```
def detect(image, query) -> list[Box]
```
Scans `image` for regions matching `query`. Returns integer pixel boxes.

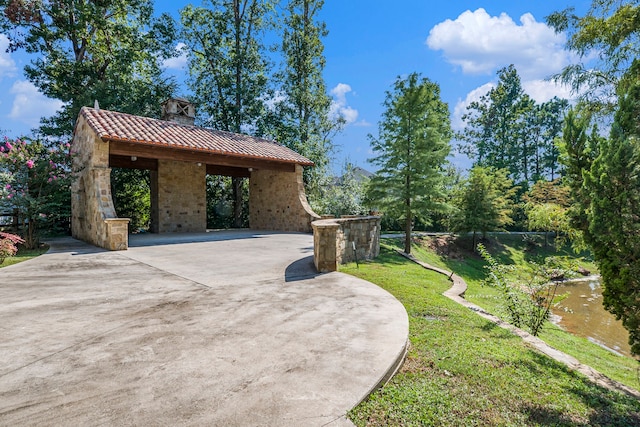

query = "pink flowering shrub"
[0,136,73,248]
[0,232,24,264]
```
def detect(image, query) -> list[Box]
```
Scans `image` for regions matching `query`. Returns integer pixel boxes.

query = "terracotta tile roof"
[79,107,314,166]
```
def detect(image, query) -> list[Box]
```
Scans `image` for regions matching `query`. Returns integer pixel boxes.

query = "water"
[550,277,632,357]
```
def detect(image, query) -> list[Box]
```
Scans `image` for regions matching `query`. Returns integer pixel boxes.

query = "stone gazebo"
[71,98,320,250]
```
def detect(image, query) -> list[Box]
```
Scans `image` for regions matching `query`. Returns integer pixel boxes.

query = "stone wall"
[151,160,206,233]
[249,164,320,232]
[312,216,381,273]
[71,115,129,250]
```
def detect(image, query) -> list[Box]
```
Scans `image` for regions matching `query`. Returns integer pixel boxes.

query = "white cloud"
[9,80,64,127]
[330,83,359,125]
[522,79,574,103]
[451,82,495,131]
[426,8,573,79]
[0,34,17,78]
[162,42,188,70]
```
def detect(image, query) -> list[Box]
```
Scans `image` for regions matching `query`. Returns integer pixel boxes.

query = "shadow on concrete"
[285,255,321,282]
[44,237,109,256]
[128,229,276,248]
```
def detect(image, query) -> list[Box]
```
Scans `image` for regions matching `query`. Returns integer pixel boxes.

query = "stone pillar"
[71,114,130,250]
[312,220,340,273]
[249,164,320,232]
[155,159,206,233]
[311,216,381,272]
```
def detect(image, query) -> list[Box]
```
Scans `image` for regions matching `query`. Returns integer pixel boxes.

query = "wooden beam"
[206,164,251,178]
[109,154,158,171]
[108,140,297,172]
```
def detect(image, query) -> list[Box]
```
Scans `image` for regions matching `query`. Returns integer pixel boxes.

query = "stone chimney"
[161,98,196,126]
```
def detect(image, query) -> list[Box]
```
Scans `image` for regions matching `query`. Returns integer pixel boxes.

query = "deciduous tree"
[452,167,517,249]
[0,0,176,136]
[0,137,71,248]
[547,0,640,114]
[269,0,340,201]
[180,0,273,227]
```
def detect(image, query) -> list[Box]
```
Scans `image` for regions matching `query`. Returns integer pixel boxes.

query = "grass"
[342,241,640,426]
[395,234,639,389]
[0,244,49,268]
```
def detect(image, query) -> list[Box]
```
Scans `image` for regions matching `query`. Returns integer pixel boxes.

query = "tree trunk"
[232,177,243,228]
[404,215,412,254]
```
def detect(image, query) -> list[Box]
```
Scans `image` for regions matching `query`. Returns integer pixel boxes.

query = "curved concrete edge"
[353,338,409,409]
[330,271,410,411]
[395,250,640,400]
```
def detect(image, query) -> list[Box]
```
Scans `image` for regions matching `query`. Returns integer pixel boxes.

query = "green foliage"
[523,179,571,207]
[478,243,566,337]
[0,0,176,136]
[205,175,249,229]
[0,137,71,248]
[525,203,575,248]
[459,65,568,186]
[547,1,640,113]
[269,0,340,200]
[312,162,369,217]
[367,73,451,253]
[451,166,517,247]
[110,169,150,232]
[180,0,271,133]
[559,61,640,355]
[180,0,273,227]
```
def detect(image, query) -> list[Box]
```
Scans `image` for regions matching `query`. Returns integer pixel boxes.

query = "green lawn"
[0,245,49,268]
[393,234,639,389]
[342,241,640,426]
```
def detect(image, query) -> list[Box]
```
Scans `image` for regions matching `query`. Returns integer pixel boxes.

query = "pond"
[552,277,631,356]
[551,277,632,357]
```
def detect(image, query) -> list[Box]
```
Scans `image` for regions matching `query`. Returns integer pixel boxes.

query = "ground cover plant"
[343,240,640,426]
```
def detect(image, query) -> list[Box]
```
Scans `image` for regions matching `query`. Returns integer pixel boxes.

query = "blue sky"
[0,0,592,173]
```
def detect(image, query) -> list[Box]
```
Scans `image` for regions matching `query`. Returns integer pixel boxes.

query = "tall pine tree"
[367,73,451,254]
[560,61,640,355]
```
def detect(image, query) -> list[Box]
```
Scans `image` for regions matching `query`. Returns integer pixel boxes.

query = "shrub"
[0,231,25,264]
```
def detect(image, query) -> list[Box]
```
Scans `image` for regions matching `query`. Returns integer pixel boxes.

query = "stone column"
[249,164,320,232]
[155,160,206,233]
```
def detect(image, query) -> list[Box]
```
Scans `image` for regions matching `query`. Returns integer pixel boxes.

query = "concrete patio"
[0,231,408,426]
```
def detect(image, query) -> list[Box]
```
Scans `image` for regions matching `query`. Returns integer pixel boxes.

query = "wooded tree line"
[0,0,339,229]
[459,65,568,187]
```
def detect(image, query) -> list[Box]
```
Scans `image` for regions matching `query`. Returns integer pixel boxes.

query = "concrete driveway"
[0,231,408,426]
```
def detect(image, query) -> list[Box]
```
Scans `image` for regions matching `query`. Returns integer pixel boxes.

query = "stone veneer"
[72,108,320,250]
[312,216,381,272]
[71,115,130,250]
[249,165,320,232]
[151,160,206,233]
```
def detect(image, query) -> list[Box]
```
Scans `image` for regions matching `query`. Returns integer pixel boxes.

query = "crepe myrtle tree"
[0,137,72,249]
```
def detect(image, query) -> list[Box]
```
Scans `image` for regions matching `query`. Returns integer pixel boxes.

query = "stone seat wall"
[312,216,381,273]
